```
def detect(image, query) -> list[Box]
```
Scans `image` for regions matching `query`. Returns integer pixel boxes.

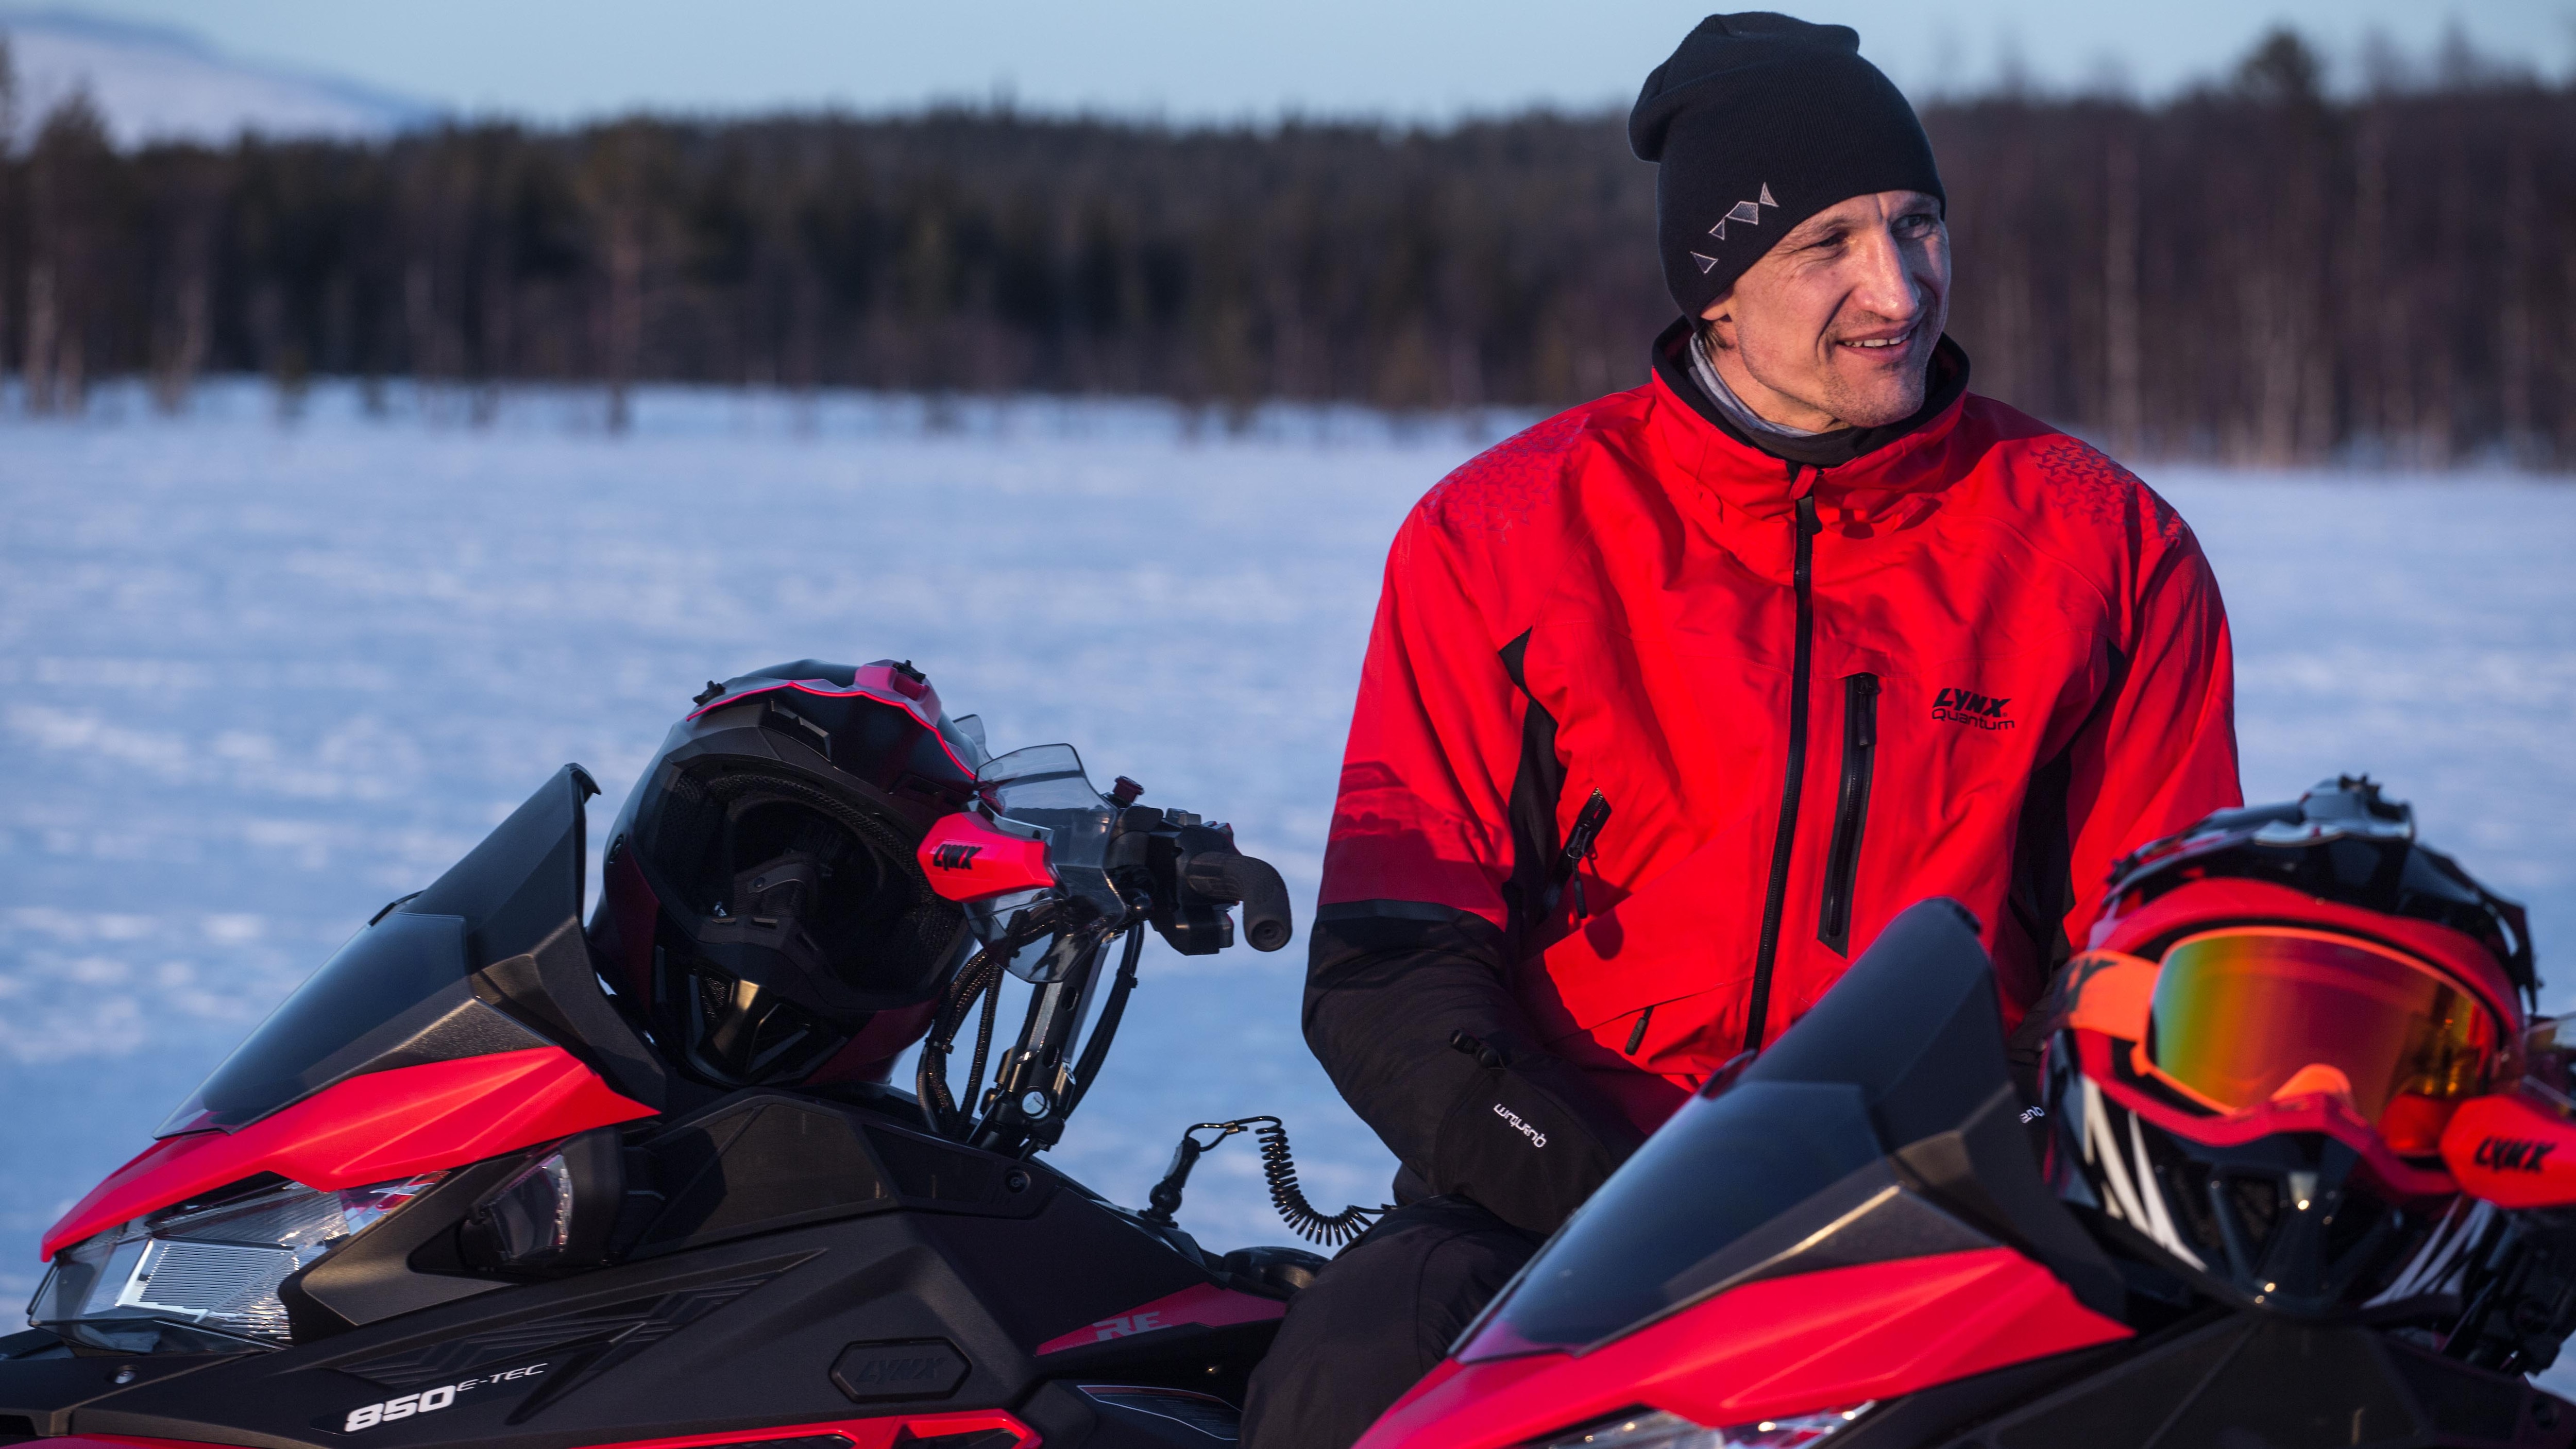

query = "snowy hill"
[0,9,437,147]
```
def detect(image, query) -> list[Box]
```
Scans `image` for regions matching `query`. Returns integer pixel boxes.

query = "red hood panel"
[43,1047,654,1259]
[1356,1248,2129,1449]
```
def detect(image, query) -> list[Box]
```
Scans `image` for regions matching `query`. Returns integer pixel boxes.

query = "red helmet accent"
[685,661,976,775]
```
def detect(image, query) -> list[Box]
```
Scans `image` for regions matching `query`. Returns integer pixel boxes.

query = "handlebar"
[1182,852,1293,952]
[923,775,1299,1157]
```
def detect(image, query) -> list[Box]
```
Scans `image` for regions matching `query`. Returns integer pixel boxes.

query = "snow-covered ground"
[5,380,2573,1370]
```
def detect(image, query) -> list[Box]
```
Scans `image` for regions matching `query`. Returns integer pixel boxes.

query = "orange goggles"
[2067,927,2507,1154]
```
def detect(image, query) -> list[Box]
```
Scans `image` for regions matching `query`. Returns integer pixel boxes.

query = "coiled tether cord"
[1142,1115,1389,1248]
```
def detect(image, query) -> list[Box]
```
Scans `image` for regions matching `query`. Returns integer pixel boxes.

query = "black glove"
[1431,1030,1646,1237]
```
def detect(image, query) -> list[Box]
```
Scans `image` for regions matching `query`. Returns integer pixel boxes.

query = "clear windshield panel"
[976,744,1123,932]
[155,912,474,1136]
[1458,1080,1890,1361]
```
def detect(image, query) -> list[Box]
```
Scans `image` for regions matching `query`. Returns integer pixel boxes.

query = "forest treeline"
[1,31,2569,465]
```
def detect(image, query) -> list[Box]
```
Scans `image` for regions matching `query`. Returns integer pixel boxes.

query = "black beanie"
[1631,13,1944,317]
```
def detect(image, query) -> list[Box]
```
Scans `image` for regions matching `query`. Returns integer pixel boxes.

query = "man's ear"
[1699,289,1736,350]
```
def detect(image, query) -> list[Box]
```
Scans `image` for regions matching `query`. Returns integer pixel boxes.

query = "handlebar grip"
[1183,853,1296,952]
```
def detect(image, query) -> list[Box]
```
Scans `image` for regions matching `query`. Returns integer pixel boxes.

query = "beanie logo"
[1708,183,1777,241]
[1690,183,1778,273]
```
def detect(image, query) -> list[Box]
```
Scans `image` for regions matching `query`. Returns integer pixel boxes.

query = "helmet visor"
[2145,927,2504,1151]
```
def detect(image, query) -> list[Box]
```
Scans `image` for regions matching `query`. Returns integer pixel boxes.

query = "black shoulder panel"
[1496,629,1566,957]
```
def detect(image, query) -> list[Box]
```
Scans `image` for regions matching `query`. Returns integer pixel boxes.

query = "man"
[1238,13,2240,1448]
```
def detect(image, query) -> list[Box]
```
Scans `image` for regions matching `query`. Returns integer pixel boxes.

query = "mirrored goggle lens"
[2147,927,2501,1141]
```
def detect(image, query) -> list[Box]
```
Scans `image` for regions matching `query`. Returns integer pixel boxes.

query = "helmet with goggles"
[2036,776,2538,1319]
[590,660,986,1091]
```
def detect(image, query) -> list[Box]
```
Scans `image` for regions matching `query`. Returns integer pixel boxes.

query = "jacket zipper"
[1742,485,1818,1054]
[1542,789,1614,923]
[1816,673,1879,955]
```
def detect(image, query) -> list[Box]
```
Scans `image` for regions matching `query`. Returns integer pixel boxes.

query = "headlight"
[1527,1404,1873,1449]
[29,1174,440,1352]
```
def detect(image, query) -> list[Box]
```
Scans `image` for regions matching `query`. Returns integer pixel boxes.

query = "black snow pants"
[1238,1196,1542,1449]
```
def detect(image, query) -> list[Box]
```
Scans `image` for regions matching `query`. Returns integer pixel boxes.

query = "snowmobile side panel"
[618,1093,1057,1265]
[1033,1283,1286,1355]
[1354,1247,2128,1449]
[45,1160,1255,1449]
[1920,1312,2574,1449]
[0,1356,234,1438]
[43,1050,654,1258]
[1019,1378,1260,1446]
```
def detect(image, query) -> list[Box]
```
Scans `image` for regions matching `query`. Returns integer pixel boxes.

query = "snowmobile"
[1359,781,2576,1449]
[12,660,2574,1449]
[0,661,1370,1448]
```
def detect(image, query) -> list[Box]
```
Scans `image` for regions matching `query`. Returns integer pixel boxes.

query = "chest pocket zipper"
[1817,672,1879,955]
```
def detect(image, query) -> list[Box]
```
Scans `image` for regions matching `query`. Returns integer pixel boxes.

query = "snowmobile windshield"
[156,910,486,1135]
[1461,900,2092,1362]
[1456,1077,1890,1361]
[157,765,602,1135]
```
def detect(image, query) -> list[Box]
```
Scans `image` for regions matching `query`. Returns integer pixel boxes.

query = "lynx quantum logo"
[1932,687,2014,731]
[929,842,985,870]
[1493,1102,1548,1150]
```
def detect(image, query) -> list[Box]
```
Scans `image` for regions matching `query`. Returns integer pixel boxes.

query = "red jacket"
[1305,332,2239,1234]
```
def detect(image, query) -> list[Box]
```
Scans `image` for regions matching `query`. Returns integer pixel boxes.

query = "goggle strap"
[2064,949,2157,1041]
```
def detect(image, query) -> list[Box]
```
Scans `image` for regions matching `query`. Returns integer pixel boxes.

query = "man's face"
[1699,189,1951,432]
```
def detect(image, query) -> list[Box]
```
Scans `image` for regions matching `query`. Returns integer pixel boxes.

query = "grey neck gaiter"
[1689,329,1825,440]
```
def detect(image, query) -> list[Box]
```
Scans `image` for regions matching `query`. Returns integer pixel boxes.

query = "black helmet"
[592,660,985,1089]
[2038,777,2535,1321]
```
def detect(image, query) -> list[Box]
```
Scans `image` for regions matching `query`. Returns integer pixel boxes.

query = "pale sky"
[8,0,2571,123]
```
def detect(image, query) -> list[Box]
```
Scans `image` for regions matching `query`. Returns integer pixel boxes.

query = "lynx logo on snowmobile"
[340,1362,548,1432]
[1932,687,2014,731]
[2476,1135,2559,1173]
[930,842,984,870]
[1493,1103,1548,1149]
